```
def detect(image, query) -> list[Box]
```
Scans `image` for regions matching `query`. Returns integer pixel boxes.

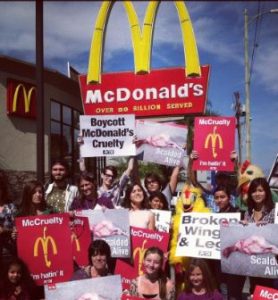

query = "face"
[8,264,22,284]
[130,185,144,207]
[80,179,95,197]
[150,197,164,210]
[251,185,266,206]
[52,163,66,182]
[143,253,162,276]
[214,190,229,211]
[101,169,115,188]
[145,178,160,193]
[91,254,107,272]
[32,186,43,205]
[189,266,203,289]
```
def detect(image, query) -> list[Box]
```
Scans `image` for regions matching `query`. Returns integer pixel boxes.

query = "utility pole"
[233,92,245,165]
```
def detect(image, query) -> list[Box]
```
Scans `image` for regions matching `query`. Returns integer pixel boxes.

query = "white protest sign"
[151,209,172,233]
[80,114,136,157]
[176,212,240,259]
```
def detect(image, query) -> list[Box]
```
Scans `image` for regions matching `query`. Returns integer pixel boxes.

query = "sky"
[0,1,277,174]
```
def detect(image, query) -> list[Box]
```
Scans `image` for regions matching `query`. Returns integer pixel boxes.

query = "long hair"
[77,172,97,201]
[88,239,111,274]
[184,258,216,294]
[122,183,149,209]
[0,171,11,204]
[50,158,69,182]
[247,177,274,215]
[143,247,167,299]
[19,180,46,216]
[0,257,36,298]
[149,191,168,210]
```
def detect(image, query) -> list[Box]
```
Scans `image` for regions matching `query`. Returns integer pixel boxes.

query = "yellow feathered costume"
[169,183,210,292]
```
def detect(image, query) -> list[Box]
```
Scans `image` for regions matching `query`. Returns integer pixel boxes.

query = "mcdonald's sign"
[6,78,37,119]
[79,1,210,117]
[193,117,236,171]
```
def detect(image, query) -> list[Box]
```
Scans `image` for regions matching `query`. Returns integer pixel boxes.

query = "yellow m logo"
[133,239,148,276]
[71,232,81,252]
[34,227,58,268]
[204,126,223,158]
[12,84,35,113]
[88,1,201,84]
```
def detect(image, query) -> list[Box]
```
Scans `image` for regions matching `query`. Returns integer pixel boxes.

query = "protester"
[127,246,175,300]
[18,180,56,217]
[177,258,223,300]
[70,172,114,211]
[72,239,112,280]
[45,159,78,212]
[122,183,155,230]
[98,157,134,207]
[144,166,180,209]
[149,191,169,210]
[0,172,17,264]
[243,177,275,295]
[214,185,238,213]
[0,257,37,300]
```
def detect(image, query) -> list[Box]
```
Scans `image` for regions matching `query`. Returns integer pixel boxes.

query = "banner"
[221,223,278,278]
[135,120,187,166]
[79,114,136,157]
[16,214,73,285]
[122,296,145,300]
[253,286,278,300]
[6,78,36,118]
[176,212,240,259]
[70,216,91,267]
[76,209,130,258]
[151,209,172,233]
[114,227,169,291]
[192,117,236,171]
[80,1,210,118]
[45,275,122,300]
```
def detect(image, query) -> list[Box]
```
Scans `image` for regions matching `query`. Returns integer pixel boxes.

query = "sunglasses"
[104,173,114,179]
[146,179,158,184]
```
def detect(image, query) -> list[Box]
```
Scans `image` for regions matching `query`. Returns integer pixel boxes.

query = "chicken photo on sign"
[220,223,278,278]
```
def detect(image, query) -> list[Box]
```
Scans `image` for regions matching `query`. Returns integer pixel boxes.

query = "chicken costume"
[169,182,210,292]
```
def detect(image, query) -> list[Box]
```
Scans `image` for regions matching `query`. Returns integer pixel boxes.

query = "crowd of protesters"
[0,150,278,300]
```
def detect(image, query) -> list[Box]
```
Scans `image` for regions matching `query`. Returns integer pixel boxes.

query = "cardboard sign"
[176,212,240,259]
[45,275,122,300]
[192,117,236,171]
[151,209,172,233]
[114,227,169,291]
[79,66,210,118]
[253,285,278,300]
[221,223,278,278]
[16,214,73,285]
[76,209,130,258]
[135,120,187,166]
[79,114,136,157]
[70,216,91,267]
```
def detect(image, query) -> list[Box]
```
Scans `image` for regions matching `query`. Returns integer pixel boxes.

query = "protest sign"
[122,296,145,300]
[79,114,136,157]
[176,212,240,259]
[151,209,172,233]
[114,227,169,291]
[16,213,73,285]
[135,120,187,167]
[221,223,278,278]
[275,203,278,224]
[253,285,278,300]
[192,116,236,171]
[76,209,130,258]
[45,275,122,300]
[70,216,91,267]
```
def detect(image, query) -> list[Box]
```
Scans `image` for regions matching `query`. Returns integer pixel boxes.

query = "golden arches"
[87,1,201,84]
[12,84,35,113]
[204,126,223,158]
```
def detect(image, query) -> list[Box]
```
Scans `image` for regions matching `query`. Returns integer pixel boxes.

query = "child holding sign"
[177,258,223,300]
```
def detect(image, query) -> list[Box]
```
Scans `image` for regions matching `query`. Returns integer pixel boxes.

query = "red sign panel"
[16,214,73,285]
[79,66,210,117]
[6,78,37,119]
[253,285,278,300]
[114,227,169,291]
[193,116,236,171]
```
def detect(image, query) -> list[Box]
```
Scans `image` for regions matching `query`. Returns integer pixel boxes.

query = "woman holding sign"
[122,183,155,230]
[128,247,175,300]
